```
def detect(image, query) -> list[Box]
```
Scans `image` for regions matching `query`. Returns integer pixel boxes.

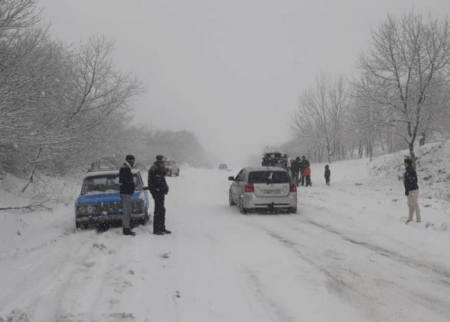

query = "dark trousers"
[325,176,330,186]
[305,175,312,186]
[120,194,132,229]
[152,193,166,232]
[300,172,306,186]
[292,171,299,186]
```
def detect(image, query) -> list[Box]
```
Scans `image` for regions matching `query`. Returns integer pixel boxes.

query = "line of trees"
[290,11,450,165]
[118,127,211,170]
[0,0,209,186]
[0,0,141,179]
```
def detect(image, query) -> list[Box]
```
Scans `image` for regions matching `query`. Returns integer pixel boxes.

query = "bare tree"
[0,0,48,176]
[0,0,40,38]
[355,12,450,166]
[291,74,350,163]
[0,6,142,179]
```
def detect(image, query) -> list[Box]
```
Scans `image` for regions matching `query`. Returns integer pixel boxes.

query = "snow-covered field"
[1,145,450,322]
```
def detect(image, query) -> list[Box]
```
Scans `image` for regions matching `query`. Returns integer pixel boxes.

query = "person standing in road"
[119,155,136,236]
[324,165,331,186]
[299,156,310,186]
[404,157,421,224]
[291,157,301,186]
[304,166,312,187]
[148,155,171,235]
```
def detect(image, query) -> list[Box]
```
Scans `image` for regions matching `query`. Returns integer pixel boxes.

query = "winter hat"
[325,165,329,168]
[126,154,135,162]
[156,155,165,161]
[404,157,413,165]
[296,157,300,161]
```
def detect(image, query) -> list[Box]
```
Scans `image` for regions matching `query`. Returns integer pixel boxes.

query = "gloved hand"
[405,190,409,196]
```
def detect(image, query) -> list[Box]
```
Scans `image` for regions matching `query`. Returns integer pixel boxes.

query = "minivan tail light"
[245,182,254,193]
[290,184,297,193]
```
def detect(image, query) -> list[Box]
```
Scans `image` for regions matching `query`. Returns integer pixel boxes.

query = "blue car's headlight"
[86,205,96,213]
[76,204,100,214]
[76,205,87,214]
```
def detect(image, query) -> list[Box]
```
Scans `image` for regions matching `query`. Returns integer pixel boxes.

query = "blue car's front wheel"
[76,222,88,230]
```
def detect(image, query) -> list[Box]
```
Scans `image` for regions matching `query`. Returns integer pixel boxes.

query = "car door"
[136,172,150,212]
[231,169,245,204]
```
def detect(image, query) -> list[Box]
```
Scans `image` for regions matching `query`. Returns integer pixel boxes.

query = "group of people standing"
[290,156,331,187]
[119,154,171,236]
[290,156,312,187]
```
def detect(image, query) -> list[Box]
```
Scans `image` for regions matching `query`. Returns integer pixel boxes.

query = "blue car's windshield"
[81,174,143,195]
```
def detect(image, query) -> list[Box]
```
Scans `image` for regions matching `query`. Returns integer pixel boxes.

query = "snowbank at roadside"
[369,141,450,201]
[305,141,450,239]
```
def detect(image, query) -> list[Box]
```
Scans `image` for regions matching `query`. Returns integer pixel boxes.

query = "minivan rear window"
[248,171,290,184]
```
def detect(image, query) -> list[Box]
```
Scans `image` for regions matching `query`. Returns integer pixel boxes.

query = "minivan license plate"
[264,189,280,194]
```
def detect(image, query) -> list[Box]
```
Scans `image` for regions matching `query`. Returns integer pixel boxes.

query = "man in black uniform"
[119,155,136,236]
[299,156,310,186]
[148,155,170,235]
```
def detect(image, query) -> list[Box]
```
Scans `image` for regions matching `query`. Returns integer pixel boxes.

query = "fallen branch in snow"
[0,191,53,212]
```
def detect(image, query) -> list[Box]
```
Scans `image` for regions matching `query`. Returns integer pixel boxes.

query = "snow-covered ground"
[1,145,450,322]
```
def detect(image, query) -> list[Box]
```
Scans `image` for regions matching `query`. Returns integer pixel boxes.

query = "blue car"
[75,169,151,229]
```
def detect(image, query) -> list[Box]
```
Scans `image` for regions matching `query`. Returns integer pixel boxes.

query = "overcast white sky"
[38,0,450,165]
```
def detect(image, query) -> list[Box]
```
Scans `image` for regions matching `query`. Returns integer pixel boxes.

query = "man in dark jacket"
[299,156,310,186]
[148,155,170,235]
[290,157,301,186]
[324,165,331,186]
[404,157,421,224]
[119,155,136,236]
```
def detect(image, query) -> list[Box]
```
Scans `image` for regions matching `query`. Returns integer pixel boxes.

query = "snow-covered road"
[1,164,450,322]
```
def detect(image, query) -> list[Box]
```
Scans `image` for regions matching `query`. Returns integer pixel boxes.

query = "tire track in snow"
[49,230,138,322]
[242,268,295,322]
[0,227,75,262]
[305,219,450,284]
[0,230,97,321]
[255,217,450,322]
[262,229,403,322]
[0,228,137,322]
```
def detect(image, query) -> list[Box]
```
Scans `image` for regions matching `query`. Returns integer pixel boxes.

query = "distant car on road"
[75,169,151,229]
[218,163,228,170]
[165,160,180,176]
[228,166,297,214]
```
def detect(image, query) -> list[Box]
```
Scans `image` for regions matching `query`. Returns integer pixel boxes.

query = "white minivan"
[228,167,297,214]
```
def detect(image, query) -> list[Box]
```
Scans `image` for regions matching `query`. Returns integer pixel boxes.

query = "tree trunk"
[358,140,363,159]
[409,143,417,169]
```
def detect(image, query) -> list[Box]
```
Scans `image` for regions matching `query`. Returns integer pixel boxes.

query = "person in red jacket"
[303,166,312,187]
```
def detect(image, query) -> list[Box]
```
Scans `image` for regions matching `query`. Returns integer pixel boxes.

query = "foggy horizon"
[38,0,450,166]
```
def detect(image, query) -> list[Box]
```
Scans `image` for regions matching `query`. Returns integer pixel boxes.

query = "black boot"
[153,231,164,235]
[163,229,172,234]
[123,228,136,236]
